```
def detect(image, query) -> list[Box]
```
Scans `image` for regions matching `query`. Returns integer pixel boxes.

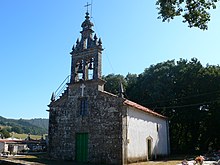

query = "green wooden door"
[75,133,88,162]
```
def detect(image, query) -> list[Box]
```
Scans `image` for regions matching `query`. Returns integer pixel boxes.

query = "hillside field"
[12,133,42,140]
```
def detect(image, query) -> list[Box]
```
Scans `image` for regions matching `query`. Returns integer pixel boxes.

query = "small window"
[156,124,159,132]
[80,99,88,116]
[88,58,94,80]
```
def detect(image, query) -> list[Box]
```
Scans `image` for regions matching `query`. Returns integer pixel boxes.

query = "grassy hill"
[13,133,42,140]
[24,118,48,130]
[0,116,48,136]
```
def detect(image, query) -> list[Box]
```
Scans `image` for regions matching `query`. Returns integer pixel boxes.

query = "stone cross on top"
[80,83,86,97]
[84,2,91,13]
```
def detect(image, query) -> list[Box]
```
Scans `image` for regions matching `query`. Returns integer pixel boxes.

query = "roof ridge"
[124,99,167,119]
[99,90,118,97]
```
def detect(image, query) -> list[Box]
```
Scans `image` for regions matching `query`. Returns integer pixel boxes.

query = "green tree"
[125,73,137,94]
[11,126,23,134]
[103,74,127,95]
[156,0,219,30]
[0,128,10,138]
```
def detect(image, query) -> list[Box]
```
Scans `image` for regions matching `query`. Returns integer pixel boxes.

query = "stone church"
[47,11,170,165]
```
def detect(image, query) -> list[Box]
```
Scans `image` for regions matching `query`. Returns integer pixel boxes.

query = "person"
[194,155,204,165]
[182,159,189,165]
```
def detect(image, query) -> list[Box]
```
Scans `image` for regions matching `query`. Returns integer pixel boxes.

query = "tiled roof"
[0,139,45,144]
[124,99,167,119]
[0,139,23,143]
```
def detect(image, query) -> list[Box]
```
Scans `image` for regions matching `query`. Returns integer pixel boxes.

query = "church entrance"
[75,133,88,162]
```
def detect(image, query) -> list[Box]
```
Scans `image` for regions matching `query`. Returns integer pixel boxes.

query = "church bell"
[88,59,93,70]
[77,62,83,73]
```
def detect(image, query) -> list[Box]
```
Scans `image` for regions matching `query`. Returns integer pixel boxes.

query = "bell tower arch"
[70,12,103,83]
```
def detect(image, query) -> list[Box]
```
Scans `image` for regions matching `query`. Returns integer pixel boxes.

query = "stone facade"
[48,11,169,165]
[48,80,126,164]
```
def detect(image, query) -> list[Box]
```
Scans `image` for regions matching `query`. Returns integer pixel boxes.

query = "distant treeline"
[0,116,48,138]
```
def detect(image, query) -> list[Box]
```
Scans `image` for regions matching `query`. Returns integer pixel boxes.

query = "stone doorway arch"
[146,136,153,160]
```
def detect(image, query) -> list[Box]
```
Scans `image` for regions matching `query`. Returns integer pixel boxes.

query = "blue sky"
[0,1,219,119]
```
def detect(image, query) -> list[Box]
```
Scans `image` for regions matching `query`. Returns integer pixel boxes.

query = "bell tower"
[70,12,103,83]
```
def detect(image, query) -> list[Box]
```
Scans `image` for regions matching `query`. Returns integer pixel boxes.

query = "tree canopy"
[0,128,10,138]
[104,58,220,154]
[156,0,219,30]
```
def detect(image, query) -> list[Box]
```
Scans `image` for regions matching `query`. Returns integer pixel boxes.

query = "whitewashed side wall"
[0,142,4,152]
[127,107,169,161]
[0,142,8,153]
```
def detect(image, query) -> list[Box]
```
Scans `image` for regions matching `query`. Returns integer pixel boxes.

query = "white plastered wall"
[127,107,169,160]
[0,142,8,153]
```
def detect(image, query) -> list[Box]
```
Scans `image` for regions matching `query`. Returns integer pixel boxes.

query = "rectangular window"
[80,99,88,116]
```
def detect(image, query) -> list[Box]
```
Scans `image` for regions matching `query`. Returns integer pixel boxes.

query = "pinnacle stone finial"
[94,34,97,41]
[98,38,102,45]
[72,45,75,51]
[51,92,55,102]
[118,82,125,98]
[76,38,79,44]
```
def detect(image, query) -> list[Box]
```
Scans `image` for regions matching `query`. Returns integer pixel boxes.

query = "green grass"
[2,154,183,165]
[1,153,189,165]
[12,133,42,140]
[4,154,87,165]
[0,125,10,130]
